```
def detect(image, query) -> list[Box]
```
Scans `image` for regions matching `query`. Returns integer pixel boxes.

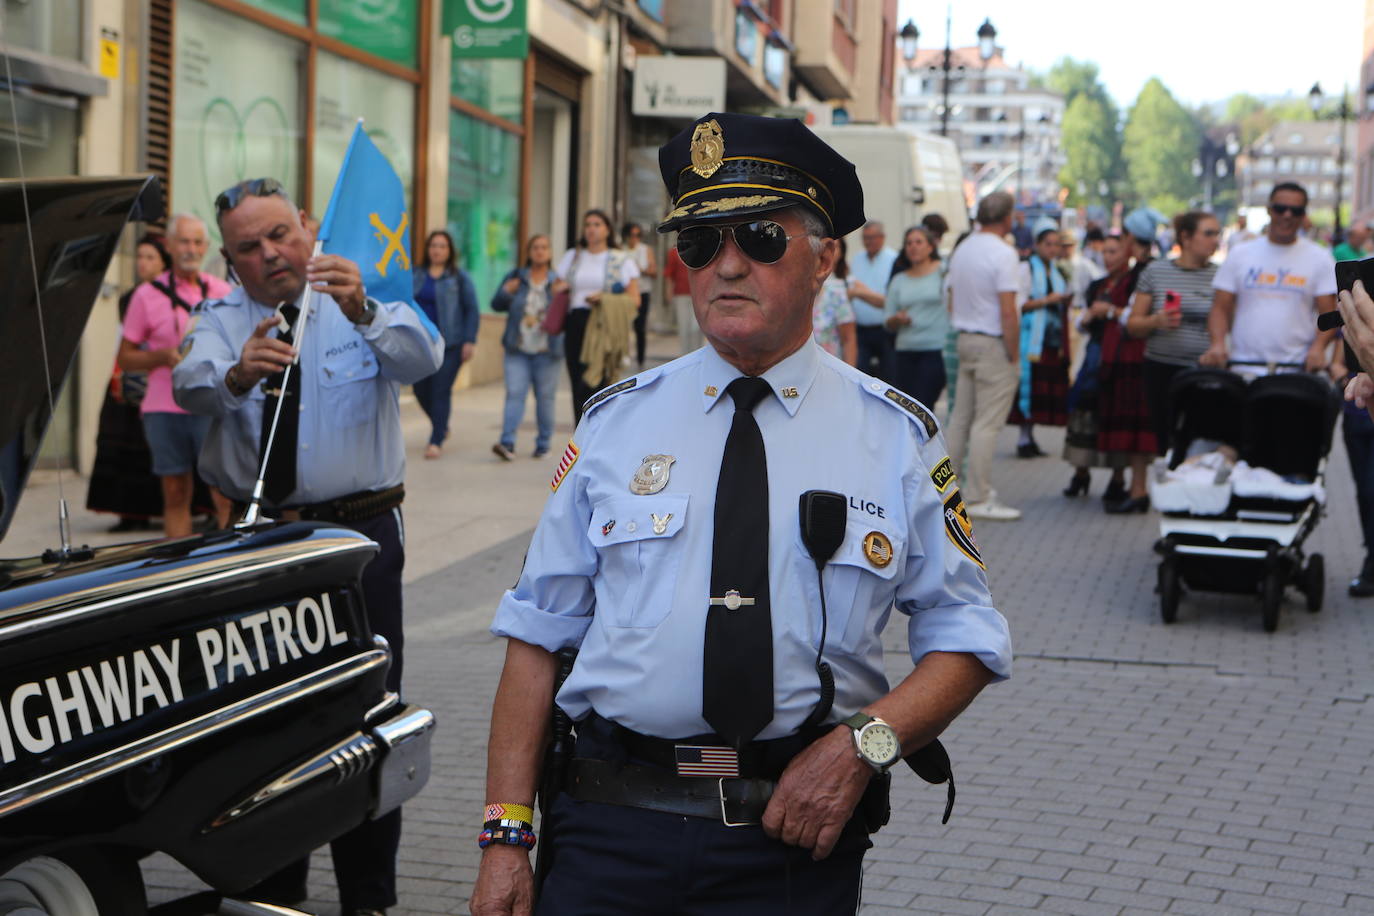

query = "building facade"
[1353,0,1374,227]
[1237,120,1358,223]
[896,44,1064,208]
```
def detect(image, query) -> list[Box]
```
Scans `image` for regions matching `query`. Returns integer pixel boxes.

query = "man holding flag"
[173,130,443,915]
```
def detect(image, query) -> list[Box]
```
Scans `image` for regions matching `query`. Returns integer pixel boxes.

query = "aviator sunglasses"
[1269,203,1306,218]
[676,219,808,270]
[214,177,286,213]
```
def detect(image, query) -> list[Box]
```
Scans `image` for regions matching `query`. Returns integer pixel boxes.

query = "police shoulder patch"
[930,456,956,493]
[864,384,939,439]
[942,489,985,570]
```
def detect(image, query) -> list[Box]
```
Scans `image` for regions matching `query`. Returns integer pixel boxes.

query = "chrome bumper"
[372,703,434,817]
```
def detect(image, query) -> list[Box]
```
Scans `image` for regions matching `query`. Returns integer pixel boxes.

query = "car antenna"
[2,16,88,562]
[234,240,322,529]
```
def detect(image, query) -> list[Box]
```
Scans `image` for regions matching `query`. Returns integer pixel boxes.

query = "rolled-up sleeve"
[173,307,247,417]
[358,297,444,384]
[491,424,602,651]
[895,430,1012,680]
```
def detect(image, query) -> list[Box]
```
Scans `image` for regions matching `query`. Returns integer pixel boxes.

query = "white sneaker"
[966,499,1021,521]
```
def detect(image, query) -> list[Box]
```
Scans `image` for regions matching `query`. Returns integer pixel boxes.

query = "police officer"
[469,114,1012,916]
[173,178,443,916]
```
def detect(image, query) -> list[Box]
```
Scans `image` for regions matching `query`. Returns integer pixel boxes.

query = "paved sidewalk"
[13,335,1372,914]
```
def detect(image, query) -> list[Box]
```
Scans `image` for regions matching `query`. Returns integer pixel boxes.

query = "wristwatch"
[842,712,901,773]
[355,296,377,325]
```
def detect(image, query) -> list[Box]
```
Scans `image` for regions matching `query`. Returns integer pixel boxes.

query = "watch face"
[859,723,900,765]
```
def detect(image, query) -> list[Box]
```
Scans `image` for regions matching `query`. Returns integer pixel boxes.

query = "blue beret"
[656,112,865,237]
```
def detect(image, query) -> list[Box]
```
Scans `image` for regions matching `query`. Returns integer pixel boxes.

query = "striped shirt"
[1135,259,1218,367]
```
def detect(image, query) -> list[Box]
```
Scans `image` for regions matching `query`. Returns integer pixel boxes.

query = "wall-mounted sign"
[632,56,726,120]
[443,0,527,59]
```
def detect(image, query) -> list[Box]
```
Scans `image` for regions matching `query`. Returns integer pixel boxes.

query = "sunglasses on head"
[1269,203,1306,218]
[676,220,808,270]
[214,177,286,213]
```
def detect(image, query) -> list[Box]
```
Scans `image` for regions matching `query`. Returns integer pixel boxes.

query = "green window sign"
[319,0,418,67]
[443,0,527,59]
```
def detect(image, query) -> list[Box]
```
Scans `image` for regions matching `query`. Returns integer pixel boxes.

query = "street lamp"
[1195,132,1240,211]
[904,9,997,139]
[1310,82,1351,241]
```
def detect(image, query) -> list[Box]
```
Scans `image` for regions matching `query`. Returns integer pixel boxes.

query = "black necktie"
[703,376,774,747]
[260,304,300,506]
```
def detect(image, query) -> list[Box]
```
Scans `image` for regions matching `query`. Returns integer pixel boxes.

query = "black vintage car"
[0,177,433,914]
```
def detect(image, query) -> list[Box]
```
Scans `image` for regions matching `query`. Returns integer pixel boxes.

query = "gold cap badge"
[690,119,725,179]
[862,531,893,568]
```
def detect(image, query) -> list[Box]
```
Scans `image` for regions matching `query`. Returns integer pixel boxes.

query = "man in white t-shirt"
[945,190,1023,521]
[1203,182,1337,372]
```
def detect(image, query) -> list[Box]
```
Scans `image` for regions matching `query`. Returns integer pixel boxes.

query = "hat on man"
[656,111,865,238]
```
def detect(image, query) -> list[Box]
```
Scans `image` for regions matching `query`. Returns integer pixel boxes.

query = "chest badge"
[862,531,893,569]
[630,454,676,495]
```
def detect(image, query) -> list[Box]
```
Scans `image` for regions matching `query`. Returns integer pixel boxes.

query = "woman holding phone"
[1126,210,1221,456]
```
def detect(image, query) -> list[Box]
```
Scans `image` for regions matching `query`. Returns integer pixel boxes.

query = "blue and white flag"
[317,121,438,339]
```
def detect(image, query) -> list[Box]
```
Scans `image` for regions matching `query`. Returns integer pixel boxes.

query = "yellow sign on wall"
[99,27,120,80]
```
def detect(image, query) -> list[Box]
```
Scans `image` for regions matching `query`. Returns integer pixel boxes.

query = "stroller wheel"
[1158,557,1181,624]
[1261,565,1284,633]
[1303,554,1324,613]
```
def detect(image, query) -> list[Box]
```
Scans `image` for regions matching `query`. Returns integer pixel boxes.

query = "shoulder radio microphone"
[798,490,846,729]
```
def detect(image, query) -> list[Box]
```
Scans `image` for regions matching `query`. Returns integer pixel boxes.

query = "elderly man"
[173,178,443,916]
[469,113,1011,916]
[847,219,899,381]
[1333,222,1372,262]
[118,213,233,536]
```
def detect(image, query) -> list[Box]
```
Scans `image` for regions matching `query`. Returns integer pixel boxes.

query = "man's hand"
[1199,343,1229,368]
[236,315,297,387]
[307,253,366,321]
[462,341,476,363]
[470,846,535,916]
[1304,341,1330,374]
[1338,281,1374,371]
[762,726,870,860]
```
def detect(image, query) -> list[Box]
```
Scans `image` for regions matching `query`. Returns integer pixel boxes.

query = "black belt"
[957,329,1002,338]
[233,484,404,525]
[568,758,776,826]
[605,717,826,781]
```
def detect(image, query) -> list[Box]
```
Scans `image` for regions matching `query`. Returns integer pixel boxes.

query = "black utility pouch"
[904,738,956,824]
[859,771,891,833]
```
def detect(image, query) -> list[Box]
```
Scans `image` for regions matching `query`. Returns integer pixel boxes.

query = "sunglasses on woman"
[676,220,808,270]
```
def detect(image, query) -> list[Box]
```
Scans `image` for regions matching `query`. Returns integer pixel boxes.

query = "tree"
[1045,57,1120,123]
[1123,78,1200,216]
[1058,95,1120,207]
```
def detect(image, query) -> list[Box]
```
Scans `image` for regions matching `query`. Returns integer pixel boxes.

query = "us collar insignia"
[690,119,725,178]
[630,454,676,495]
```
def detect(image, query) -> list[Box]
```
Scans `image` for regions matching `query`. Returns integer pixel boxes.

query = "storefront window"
[239,0,307,25]
[2,0,82,61]
[0,90,80,178]
[318,0,418,67]
[313,51,416,219]
[173,0,306,244]
[452,58,523,124]
[448,111,519,310]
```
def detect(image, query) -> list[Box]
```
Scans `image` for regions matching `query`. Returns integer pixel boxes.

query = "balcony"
[665,0,790,107]
[790,0,855,100]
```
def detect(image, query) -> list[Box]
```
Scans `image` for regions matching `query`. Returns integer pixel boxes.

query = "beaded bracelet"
[484,802,535,823]
[478,820,536,850]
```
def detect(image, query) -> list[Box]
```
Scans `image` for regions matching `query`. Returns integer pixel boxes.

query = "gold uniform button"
[862,531,893,568]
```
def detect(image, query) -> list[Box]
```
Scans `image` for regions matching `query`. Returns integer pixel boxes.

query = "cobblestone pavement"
[110,335,1374,914]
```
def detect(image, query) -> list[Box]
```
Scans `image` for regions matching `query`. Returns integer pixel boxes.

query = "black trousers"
[248,508,405,912]
[535,721,870,916]
[633,292,650,366]
[565,308,611,426]
[855,324,894,383]
[1142,358,1189,457]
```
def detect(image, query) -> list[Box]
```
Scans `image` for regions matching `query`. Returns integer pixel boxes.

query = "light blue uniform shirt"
[849,247,898,327]
[172,285,444,504]
[492,338,1011,740]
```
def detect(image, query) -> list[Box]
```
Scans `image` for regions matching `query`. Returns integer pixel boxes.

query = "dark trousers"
[248,509,405,912]
[855,324,894,383]
[894,349,947,409]
[412,345,464,447]
[565,308,609,425]
[634,292,650,366]
[1142,358,1189,457]
[1343,404,1374,555]
[535,720,869,916]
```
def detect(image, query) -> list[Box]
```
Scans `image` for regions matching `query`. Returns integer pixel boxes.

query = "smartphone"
[1164,290,1182,314]
[1330,258,1374,372]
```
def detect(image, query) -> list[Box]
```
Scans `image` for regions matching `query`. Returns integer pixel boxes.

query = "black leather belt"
[234,484,404,525]
[567,758,776,827]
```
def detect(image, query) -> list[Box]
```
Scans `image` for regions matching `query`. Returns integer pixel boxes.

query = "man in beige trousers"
[944,191,1022,521]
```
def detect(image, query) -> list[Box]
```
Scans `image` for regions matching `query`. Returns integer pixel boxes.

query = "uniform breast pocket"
[587,494,689,628]
[798,518,905,656]
[319,341,379,427]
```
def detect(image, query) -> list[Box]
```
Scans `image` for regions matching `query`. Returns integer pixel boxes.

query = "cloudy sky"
[895,0,1366,110]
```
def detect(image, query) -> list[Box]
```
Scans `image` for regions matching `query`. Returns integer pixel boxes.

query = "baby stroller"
[1149,366,1341,632]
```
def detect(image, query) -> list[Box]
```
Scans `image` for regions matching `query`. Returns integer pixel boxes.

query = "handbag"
[542,287,570,336]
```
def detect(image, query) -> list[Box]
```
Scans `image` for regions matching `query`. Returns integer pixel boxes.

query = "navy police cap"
[656,111,865,238]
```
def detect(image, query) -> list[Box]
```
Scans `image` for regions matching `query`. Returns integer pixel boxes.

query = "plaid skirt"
[1096,322,1157,455]
[1007,344,1068,427]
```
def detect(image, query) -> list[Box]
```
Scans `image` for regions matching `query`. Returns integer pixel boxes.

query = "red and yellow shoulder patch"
[551,440,580,492]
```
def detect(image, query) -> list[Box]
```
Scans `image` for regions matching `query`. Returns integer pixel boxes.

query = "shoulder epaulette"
[864,383,939,439]
[582,377,638,414]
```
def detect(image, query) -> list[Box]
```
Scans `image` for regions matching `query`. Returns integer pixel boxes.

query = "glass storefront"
[448,111,520,309]
[2,0,83,60]
[319,0,418,67]
[312,51,416,217]
[172,0,306,244]
[240,0,307,25]
[452,58,524,124]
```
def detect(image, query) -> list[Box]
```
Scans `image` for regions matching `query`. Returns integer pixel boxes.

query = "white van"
[810,124,970,254]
